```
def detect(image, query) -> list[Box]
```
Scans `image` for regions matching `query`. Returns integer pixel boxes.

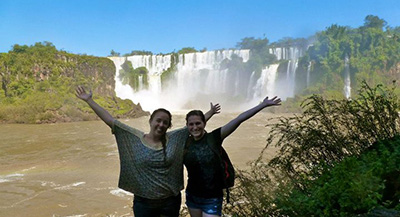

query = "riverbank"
[0,92,149,124]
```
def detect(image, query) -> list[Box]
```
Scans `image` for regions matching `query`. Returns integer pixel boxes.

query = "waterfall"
[269,47,304,99]
[344,55,351,99]
[109,47,306,112]
[306,61,311,87]
[109,57,136,101]
[249,64,279,101]
[109,50,251,111]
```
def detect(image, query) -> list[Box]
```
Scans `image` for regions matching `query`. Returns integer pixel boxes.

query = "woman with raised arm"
[183,96,281,217]
[75,86,220,217]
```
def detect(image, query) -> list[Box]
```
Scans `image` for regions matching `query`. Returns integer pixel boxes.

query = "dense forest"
[234,15,400,104]
[0,42,148,124]
[296,15,400,97]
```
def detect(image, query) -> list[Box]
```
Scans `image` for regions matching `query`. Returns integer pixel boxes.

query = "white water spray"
[344,55,351,99]
[306,61,311,87]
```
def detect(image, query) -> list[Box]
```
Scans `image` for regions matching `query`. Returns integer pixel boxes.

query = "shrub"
[224,81,400,216]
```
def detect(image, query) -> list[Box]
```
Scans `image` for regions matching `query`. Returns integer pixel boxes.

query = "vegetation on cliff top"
[236,16,400,104]
[0,42,147,124]
[296,15,400,98]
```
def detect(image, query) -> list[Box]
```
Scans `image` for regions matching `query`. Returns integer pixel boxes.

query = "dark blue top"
[184,128,224,198]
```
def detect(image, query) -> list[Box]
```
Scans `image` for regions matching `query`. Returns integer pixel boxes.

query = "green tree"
[177,47,197,54]
[236,37,269,51]
[0,53,11,97]
[236,36,277,73]
[123,50,153,56]
[364,15,387,30]
[109,49,120,57]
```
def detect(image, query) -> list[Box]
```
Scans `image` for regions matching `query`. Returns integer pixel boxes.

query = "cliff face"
[0,42,148,124]
[62,55,116,96]
[388,63,400,81]
[32,54,116,95]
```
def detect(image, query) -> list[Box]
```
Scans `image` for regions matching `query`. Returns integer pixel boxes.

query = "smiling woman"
[145,108,172,151]
[183,96,281,217]
[186,110,206,140]
[75,86,185,217]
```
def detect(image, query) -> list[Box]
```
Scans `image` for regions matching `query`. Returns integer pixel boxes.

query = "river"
[0,112,282,217]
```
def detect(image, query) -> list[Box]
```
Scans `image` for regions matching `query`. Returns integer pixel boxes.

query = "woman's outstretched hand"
[262,96,281,107]
[220,95,282,139]
[210,102,221,115]
[74,86,114,127]
[75,86,92,102]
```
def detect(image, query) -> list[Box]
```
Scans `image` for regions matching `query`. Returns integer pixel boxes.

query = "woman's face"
[149,111,171,137]
[186,115,206,140]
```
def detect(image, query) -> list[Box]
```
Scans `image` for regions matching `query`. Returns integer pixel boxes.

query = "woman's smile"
[187,115,206,140]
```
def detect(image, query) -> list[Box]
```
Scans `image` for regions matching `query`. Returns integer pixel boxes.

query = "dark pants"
[133,193,181,217]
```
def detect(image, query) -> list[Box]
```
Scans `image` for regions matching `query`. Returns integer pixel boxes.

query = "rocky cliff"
[0,42,149,124]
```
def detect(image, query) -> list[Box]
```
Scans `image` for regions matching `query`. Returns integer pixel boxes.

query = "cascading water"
[344,55,351,99]
[109,47,304,112]
[248,64,279,100]
[109,57,136,101]
[110,50,253,111]
[306,61,311,87]
[268,47,304,99]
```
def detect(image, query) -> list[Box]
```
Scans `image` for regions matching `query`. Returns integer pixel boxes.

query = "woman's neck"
[143,133,163,149]
[145,132,162,142]
[193,131,206,141]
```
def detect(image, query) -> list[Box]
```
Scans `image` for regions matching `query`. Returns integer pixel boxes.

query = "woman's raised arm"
[75,86,115,128]
[220,96,281,140]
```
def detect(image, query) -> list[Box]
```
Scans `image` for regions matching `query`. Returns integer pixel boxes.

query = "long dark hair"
[150,108,172,162]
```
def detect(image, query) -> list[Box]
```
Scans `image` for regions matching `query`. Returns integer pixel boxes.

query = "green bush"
[273,136,400,217]
[225,81,400,216]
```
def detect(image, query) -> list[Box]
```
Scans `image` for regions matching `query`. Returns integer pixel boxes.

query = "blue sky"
[1,0,399,57]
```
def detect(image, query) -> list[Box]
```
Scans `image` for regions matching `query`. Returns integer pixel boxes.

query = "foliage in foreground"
[224,81,400,216]
[273,135,400,216]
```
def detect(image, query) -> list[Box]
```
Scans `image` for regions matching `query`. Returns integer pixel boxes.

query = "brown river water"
[0,112,282,217]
